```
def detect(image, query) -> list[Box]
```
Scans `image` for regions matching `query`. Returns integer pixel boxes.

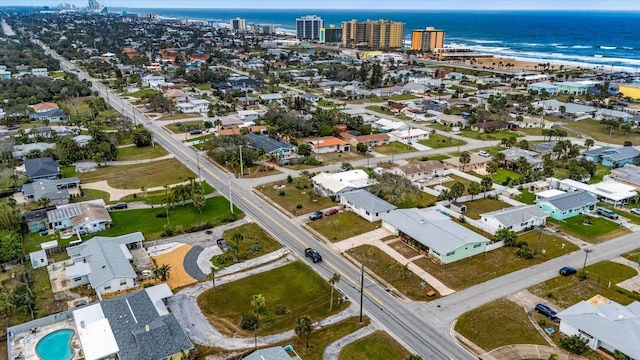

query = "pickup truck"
[304,248,322,263]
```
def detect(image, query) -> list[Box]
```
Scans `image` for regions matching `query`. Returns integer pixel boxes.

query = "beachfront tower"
[296,15,324,41]
[230,17,247,32]
[411,27,445,52]
[341,19,405,50]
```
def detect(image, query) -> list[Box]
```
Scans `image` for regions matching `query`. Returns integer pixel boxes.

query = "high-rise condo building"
[262,25,277,35]
[411,27,445,52]
[296,15,324,41]
[230,17,247,32]
[319,25,343,44]
[341,19,405,50]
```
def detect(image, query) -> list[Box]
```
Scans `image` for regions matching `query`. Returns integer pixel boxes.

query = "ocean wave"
[555,46,569,49]
[600,46,617,50]
[623,46,634,50]
[522,43,543,47]
[466,39,503,44]
[571,45,592,49]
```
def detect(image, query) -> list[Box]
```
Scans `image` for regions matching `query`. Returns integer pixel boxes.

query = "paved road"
[38,41,640,359]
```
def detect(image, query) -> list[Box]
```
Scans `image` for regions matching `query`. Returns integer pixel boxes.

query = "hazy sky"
[7,0,640,10]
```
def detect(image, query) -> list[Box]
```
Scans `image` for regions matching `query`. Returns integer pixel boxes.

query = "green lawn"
[308,212,382,242]
[119,183,215,205]
[75,188,111,204]
[389,94,420,101]
[339,331,410,360]
[418,133,466,149]
[414,231,577,290]
[165,120,205,134]
[491,169,522,185]
[258,179,336,214]
[560,118,639,145]
[458,130,522,141]
[60,166,76,178]
[77,159,196,189]
[463,198,512,220]
[127,87,159,98]
[365,105,394,115]
[347,245,439,301]
[197,262,349,335]
[515,190,537,205]
[23,230,73,254]
[373,141,416,155]
[455,299,547,352]
[116,145,168,161]
[548,216,630,243]
[589,163,611,184]
[529,261,639,308]
[93,196,238,241]
[396,192,437,209]
[158,113,202,121]
[317,99,341,107]
[211,223,282,269]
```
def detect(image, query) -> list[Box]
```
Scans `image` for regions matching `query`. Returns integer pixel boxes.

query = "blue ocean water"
[112,8,640,71]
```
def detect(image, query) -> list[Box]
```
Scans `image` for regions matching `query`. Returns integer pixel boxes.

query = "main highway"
[39,40,640,359]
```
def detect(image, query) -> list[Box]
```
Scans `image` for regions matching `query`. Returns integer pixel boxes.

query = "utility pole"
[534,226,543,255]
[239,145,244,178]
[582,249,593,276]
[359,264,364,323]
[228,172,234,213]
[196,153,201,182]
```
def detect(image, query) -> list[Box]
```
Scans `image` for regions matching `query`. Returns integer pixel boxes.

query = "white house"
[307,137,350,154]
[557,295,640,359]
[65,232,144,299]
[479,205,548,234]
[340,189,397,222]
[176,98,210,113]
[259,93,284,104]
[31,68,48,77]
[142,74,166,87]
[46,199,112,235]
[312,170,376,199]
[389,128,429,142]
[372,119,408,132]
[237,110,260,122]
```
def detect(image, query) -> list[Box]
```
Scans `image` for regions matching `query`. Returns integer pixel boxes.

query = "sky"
[6,0,640,10]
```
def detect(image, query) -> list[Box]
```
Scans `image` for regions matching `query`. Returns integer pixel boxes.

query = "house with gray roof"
[244,346,300,360]
[21,177,80,205]
[47,199,112,234]
[535,191,597,220]
[24,157,60,180]
[340,190,397,222]
[66,232,144,299]
[611,163,640,189]
[557,296,640,359]
[259,93,284,104]
[381,208,491,264]
[582,146,640,167]
[12,142,56,160]
[245,133,297,162]
[500,148,543,169]
[28,108,69,122]
[480,205,547,234]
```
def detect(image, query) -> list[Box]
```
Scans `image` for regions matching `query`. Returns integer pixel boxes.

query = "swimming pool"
[35,329,74,360]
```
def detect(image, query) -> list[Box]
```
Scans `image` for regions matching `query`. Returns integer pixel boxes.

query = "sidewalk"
[81,179,195,201]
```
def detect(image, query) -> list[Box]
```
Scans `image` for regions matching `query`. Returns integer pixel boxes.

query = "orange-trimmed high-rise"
[411,27,445,52]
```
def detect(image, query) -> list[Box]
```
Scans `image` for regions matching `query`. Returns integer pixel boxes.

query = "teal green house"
[536,191,597,220]
[381,208,490,264]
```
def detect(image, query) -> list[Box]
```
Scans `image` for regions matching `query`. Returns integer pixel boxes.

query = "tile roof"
[307,137,348,148]
[395,161,443,176]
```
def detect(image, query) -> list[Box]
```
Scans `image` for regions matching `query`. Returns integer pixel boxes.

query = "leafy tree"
[371,173,422,206]
[132,126,152,147]
[356,143,368,155]
[329,273,341,311]
[295,315,313,348]
[584,139,594,151]
[624,140,633,147]
[0,202,21,231]
[0,230,22,263]
[11,283,35,320]
[560,335,589,355]
[458,151,471,172]
[468,182,482,201]
[297,143,312,157]
[341,162,353,171]
[494,227,517,247]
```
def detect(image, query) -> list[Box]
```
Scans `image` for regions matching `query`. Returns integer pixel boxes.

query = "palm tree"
[481,176,493,198]
[251,293,266,329]
[36,197,51,208]
[329,273,341,311]
[584,138,595,151]
[295,315,313,348]
[494,152,506,168]
[450,182,465,201]
[191,181,205,214]
[154,264,172,281]
[468,182,482,201]
[458,151,471,172]
[208,266,218,291]
[172,184,189,206]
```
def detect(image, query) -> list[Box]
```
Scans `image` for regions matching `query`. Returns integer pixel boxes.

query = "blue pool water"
[35,329,74,360]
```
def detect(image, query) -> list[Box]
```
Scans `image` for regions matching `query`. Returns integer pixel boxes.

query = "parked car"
[216,239,230,253]
[304,248,322,263]
[109,202,128,210]
[596,207,619,220]
[478,150,490,157]
[190,129,203,135]
[324,208,339,217]
[309,211,323,221]
[630,208,640,215]
[7,124,19,130]
[535,303,558,320]
[559,266,577,276]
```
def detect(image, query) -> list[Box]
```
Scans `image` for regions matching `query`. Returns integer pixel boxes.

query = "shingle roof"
[395,161,443,176]
[481,205,547,228]
[246,133,294,154]
[540,191,597,211]
[24,157,59,179]
[340,190,397,214]
[244,347,296,360]
[583,146,640,161]
[611,163,640,186]
[21,177,79,201]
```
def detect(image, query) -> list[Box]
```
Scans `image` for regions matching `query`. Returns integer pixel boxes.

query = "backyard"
[307,212,382,242]
[211,223,283,269]
[338,331,410,360]
[258,179,336,214]
[547,216,630,243]
[463,198,512,220]
[197,262,349,336]
[76,159,196,189]
[418,133,466,149]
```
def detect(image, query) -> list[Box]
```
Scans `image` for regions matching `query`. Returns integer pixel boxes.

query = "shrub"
[296,203,302,209]
[279,190,286,196]
[185,222,213,233]
[248,244,262,255]
[240,314,258,330]
[161,225,175,237]
[287,175,293,183]
[274,305,289,315]
[560,335,588,354]
[222,212,238,223]
[155,212,167,218]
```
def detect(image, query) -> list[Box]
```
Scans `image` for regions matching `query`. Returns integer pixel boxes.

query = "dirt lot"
[152,244,197,289]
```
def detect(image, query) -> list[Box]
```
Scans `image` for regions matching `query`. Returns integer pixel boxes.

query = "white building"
[312,170,376,199]
[389,128,429,142]
[340,189,397,222]
[296,15,323,41]
[237,110,260,122]
[176,98,210,113]
[557,178,637,207]
[479,205,548,234]
[31,68,48,77]
[372,119,408,132]
[141,74,166,87]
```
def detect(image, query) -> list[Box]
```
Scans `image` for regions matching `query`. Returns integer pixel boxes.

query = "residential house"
[595,108,631,122]
[32,102,59,113]
[610,163,640,190]
[218,117,244,129]
[556,81,597,95]
[12,143,56,160]
[312,170,376,199]
[556,295,640,360]
[30,68,48,77]
[381,208,491,264]
[24,157,60,180]
[216,126,266,137]
[245,133,297,162]
[303,93,320,103]
[470,120,516,133]
[393,161,444,181]
[259,93,284,104]
[389,128,429,142]
[237,110,260,122]
[21,177,80,205]
[533,99,596,118]
[479,205,548,234]
[535,191,597,220]
[500,148,544,170]
[436,113,468,128]
[29,108,69,122]
[0,70,11,79]
[66,232,143,299]
[340,189,397,222]
[582,146,640,167]
[141,74,166,87]
[443,153,491,173]
[527,82,558,95]
[72,134,93,146]
[176,98,210,113]
[558,178,637,207]
[245,346,301,360]
[47,199,112,235]
[307,137,350,154]
[372,119,408,133]
[531,141,557,156]
[236,96,257,107]
[341,133,390,147]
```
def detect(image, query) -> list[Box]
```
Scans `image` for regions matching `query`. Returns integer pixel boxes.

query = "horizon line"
[3,6,640,11]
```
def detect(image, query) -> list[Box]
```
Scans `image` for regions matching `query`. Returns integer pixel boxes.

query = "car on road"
[535,303,558,320]
[305,248,322,263]
[7,124,19,130]
[109,202,128,210]
[631,208,640,215]
[478,150,490,157]
[309,211,323,221]
[216,239,230,253]
[190,129,203,135]
[559,266,577,276]
[596,207,619,220]
[324,208,339,217]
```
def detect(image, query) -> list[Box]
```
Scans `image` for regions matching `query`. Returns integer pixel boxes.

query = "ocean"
[110,8,640,72]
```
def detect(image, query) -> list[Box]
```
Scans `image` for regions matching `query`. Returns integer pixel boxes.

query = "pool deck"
[9,318,81,360]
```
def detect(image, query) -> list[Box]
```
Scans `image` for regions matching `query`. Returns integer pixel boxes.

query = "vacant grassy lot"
[414,231,577,290]
[258,179,335,214]
[77,159,195,189]
[165,120,205,134]
[317,150,366,164]
[547,216,629,243]
[347,245,439,301]
[127,87,159,98]
[75,188,111,204]
[365,105,394,115]
[529,261,638,308]
[158,113,202,121]
[389,94,421,101]
[560,118,639,145]
[418,133,466,149]
[431,174,481,197]
[308,212,382,242]
[455,299,547,352]
[395,191,437,209]
[339,331,410,360]
[95,197,237,240]
[119,183,215,205]
[458,130,522,141]
[211,223,282,269]
[197,262,348,336]
[373,141,416,155]
[116,145,168,161]
[491,168,522,185]
[463,198,512,220]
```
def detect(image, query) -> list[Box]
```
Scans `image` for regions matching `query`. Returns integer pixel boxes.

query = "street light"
[228,172,234,213]
[582,248,593,276]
